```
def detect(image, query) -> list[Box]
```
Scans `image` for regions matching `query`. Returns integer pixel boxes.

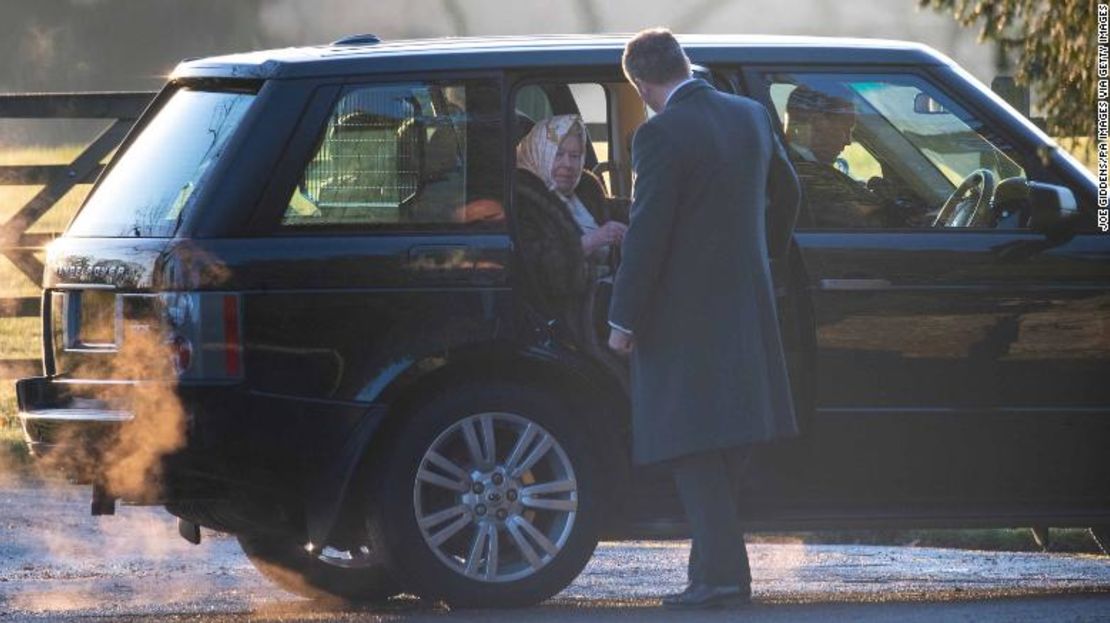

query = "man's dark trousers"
[671,447,752,588]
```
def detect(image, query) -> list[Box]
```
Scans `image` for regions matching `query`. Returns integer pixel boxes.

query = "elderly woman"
[514,114,627,339]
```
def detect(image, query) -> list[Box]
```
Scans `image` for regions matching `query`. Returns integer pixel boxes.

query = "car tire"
[367,382,603,608]
[237,532,400,602]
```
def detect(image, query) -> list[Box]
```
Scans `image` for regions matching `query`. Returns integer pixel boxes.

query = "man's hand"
[608,328,635,355]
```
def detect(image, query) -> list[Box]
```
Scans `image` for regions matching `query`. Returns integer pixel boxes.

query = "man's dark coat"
[609,79,802,466]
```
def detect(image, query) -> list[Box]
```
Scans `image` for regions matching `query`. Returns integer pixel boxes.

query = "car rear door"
[232,73,512,397]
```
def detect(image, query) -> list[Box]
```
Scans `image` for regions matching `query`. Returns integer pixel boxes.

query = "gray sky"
[0,0,1002,93]
[0,0,1009,147]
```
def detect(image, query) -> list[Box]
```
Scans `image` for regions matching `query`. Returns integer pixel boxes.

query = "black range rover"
[15,34,1109,607]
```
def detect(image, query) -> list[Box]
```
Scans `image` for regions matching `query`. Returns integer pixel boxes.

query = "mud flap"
[91,481,116,516]
[304,405,389,548]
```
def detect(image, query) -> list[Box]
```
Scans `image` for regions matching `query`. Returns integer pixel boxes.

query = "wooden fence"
[0,92,155,378]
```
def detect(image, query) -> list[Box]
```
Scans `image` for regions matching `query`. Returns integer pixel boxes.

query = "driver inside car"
[784,85,919,228]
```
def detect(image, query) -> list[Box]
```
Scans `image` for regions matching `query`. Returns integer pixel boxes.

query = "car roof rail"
[331,34,382,46]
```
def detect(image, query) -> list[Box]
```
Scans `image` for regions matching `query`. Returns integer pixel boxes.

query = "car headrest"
[514,112,536,144]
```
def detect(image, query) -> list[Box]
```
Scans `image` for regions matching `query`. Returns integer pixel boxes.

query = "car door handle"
[819,278,892,291]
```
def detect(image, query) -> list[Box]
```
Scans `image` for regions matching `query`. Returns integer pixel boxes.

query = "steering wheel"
[931,168,996,228]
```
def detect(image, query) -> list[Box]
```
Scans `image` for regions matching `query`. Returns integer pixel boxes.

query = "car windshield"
[67,87,256,238]
[850,79,1024,185]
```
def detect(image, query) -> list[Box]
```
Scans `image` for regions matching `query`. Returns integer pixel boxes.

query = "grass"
[0,144,92,239]
[0,423,27,468]
[0,144,92,166]
[0,381,26,469]
[0,317,42,361]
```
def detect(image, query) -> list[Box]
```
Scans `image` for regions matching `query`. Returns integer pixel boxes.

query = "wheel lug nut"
[492,473,504,485]
[475,504,487,516]
[472,483,485,494]
[506,489,518,501]
[496,509,508,520]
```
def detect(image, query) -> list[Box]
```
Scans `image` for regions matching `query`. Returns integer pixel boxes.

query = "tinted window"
[515,85,554,123]
[763,73,1026,229]
[68,88,255,237]
[282,79,504,229]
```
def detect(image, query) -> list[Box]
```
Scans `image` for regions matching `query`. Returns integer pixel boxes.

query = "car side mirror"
[992,178,1079,236]
[913,93,948,114]
[1026,181,1079,237]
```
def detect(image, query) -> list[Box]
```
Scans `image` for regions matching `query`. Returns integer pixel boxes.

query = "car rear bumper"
[17,378,129,460]
[15,375,386,504]
[16,375,244,485]
[18,406,133,458]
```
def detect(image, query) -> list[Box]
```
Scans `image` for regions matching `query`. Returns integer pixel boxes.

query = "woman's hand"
[581,221,628,255]
[608,328,635,356]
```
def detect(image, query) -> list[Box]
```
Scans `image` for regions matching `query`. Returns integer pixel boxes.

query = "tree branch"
[441,0,469,36]
[575,0,603,32]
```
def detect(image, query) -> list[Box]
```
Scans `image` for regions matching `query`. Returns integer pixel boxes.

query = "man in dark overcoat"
[607,28,801,609]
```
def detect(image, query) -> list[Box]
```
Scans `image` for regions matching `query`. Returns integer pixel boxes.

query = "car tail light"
[169,334,193,375]
[222,294,241,377]
[115,292,242,380]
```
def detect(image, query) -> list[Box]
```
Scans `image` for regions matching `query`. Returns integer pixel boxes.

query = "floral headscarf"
[516,114,589,194]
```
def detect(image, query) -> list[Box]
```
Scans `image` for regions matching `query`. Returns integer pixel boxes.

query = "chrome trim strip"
[819,278,893,290]
[18,408,133,423]
[54,283,117,290]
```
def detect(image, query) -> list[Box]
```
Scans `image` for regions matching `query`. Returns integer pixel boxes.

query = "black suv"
[16,34,1108,607]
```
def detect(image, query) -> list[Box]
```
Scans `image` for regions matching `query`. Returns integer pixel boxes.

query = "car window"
[770,83,884,184]
[282,79,504,230]
[762,73,1027,230]
[515,85,554,127]
[512,81,622,192]
[567,83,619,192]
[569,83,609,160]
[513,83,609,163]
[68,87,256,238]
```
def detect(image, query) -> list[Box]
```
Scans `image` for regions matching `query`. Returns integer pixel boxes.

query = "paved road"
[2,476,1109,621]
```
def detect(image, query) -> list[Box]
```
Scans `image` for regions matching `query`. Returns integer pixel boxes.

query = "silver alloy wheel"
[413,411,579,583]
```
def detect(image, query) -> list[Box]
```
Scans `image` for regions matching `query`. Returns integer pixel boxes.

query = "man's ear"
[789,122,812,145]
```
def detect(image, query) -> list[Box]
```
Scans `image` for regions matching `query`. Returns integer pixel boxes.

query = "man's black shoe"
[661,583,752,609]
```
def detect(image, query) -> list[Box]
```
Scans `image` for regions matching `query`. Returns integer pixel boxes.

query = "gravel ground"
[2,474,1109,621]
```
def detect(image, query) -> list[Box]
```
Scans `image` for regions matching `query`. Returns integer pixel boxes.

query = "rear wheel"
[368,383,603,608]
[237,532,400,602]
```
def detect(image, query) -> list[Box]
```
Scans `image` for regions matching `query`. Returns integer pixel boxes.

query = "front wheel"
[368,383,603,608]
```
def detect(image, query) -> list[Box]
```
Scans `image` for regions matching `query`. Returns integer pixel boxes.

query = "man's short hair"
[622,28,691,85]
[785,85,855,120]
